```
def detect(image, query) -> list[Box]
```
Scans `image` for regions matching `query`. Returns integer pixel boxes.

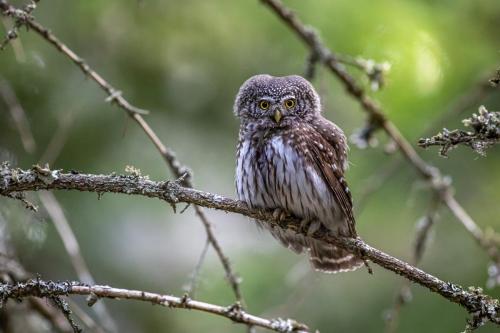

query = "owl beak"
[273,109,282,124]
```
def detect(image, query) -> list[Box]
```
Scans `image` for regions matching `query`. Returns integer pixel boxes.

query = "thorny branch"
[0,0,244,306]
[418,106,500,156]
[0,164,499,327]
[0,278,310,333]
[259,0,500,275]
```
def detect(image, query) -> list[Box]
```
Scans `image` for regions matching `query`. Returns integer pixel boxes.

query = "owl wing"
[307,119,357,237]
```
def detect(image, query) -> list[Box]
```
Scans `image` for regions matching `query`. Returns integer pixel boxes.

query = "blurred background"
[1,0,499,332]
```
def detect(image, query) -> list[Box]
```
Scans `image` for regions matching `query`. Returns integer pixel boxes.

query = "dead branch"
[0,0,244,305]
[0,77,36,154]
[0,279,309,333]
[259,0,500,274]
[418,106,500,156]
[0,164,499,327]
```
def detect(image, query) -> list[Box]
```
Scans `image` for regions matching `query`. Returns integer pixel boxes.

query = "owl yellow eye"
[259,100,270,110]
[284,98,296,109]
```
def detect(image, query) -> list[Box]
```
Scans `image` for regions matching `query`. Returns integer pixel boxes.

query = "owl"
[234,74,362,273]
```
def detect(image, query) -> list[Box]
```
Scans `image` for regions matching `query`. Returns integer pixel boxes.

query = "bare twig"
[385,197,440,333]
[38,191,117,332]
[0,0,244,305]
[49,295,82,333]
[356,71,497,213]
[0,77,36,154]
[38,112,74,165]
[418,106,500,156]
[259,0,499,272]
[334,54,391,91]
[1,165,499,326]
[184,237,210,298]
[0,224,77,333]
[0,0,39,50]
[0,279,310,333]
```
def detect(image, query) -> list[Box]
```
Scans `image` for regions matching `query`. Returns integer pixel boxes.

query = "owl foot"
[299,219,322,236]
[272,208,288,223]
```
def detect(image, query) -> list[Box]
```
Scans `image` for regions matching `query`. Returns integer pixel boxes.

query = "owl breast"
[236,129,343,232]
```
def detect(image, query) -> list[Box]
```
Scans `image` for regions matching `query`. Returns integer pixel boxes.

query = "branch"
[0,76,36,154]
[418,106,500,156]
[0,0,244,305]
[259,0,500,272]
[0,279,309,333]
[385,197,440,333]
[1,164,499,326]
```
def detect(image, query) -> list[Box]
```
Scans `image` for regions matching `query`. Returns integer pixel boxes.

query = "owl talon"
[299,218,309,232]
[307,221,321,236]
[272,208,288,222]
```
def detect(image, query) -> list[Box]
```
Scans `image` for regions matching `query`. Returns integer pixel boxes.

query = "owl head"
[234,75,321,131]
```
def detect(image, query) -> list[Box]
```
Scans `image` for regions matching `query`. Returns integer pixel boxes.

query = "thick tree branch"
[259,0,500,271]
[1,164,499,326]
[0,0,244,305]
[0,279,309,333]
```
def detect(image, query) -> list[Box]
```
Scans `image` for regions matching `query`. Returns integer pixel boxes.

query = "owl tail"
[309,239,363,273]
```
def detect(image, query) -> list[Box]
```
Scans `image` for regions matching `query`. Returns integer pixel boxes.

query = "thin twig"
[1,165,499,326]
[0,279,310,333]
[0,76,36,154]
[184,237,210,298]
[356,72,496,211]
[0,234,77,333]
[49,295,82,333]
[418,106,500,156]
[38,191,118,332]
[385,196,440,333]
[259,0,499,272]
[38,111,74,165]
[0,0,244,304]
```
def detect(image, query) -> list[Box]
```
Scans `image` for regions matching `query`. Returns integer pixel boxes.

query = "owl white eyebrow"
[279,95,295,102]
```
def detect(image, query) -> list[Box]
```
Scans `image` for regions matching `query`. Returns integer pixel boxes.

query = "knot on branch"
[270,317,310,333]
[225,301,244,321]
[418,106,500,156]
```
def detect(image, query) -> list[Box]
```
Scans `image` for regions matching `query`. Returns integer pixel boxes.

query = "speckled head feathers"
[234,74,321,120]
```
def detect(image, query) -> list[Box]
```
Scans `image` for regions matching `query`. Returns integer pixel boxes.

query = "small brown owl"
[234,74,362,273]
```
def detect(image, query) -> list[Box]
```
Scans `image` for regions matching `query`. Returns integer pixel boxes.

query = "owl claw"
[299,219,321,235]
[307,221,321,236]
[272,208,288,222]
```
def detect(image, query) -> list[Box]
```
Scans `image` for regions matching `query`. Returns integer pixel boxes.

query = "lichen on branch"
[418,106,500,156]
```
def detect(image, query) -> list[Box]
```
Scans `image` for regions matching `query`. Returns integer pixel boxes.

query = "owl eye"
[284,98,296,109]
[259,100,270,110]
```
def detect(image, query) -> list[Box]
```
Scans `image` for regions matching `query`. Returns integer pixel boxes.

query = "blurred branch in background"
[38,192,117,332]
[418,106,500,157]
[356,68,498,212]
[259,0,500,281]
[385,196,440,333]
[0,68,117,331]
[0,77,36,154]
[0,278,310,333]
[183,237,210,298]
[0,216,105,333]
[0,0,246,309]
[1,164,500,329]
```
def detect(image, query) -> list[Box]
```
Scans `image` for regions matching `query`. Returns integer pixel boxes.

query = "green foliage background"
[1,0,499,332]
